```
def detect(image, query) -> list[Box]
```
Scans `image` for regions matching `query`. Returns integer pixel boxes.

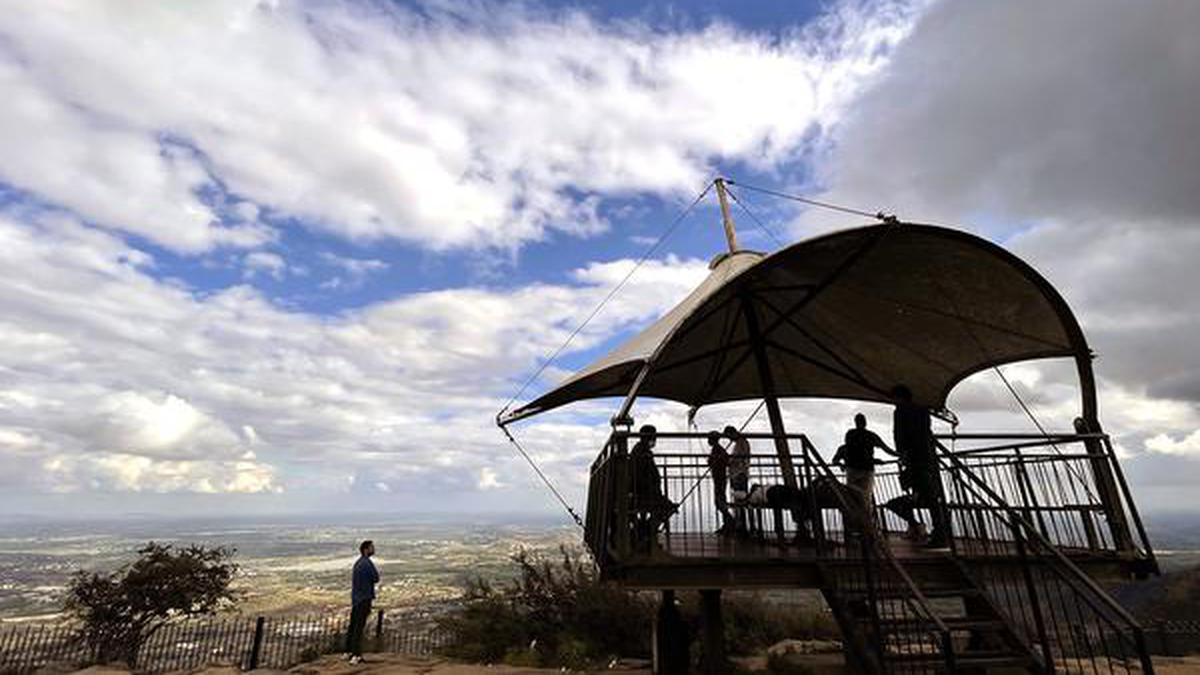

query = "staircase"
[799,436,1155,674]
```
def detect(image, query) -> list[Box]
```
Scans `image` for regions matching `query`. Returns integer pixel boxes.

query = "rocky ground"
[59,651,1200,674]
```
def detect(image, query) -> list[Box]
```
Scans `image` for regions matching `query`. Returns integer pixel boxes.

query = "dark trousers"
[346,599,372,656]
[886,466,950,543]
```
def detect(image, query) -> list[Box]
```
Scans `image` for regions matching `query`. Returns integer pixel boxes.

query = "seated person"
[629,425,676,548]
[737,478,856,543]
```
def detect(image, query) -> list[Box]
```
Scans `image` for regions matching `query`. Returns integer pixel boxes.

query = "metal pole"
[742,296,798,491]
[699,589,726,674]
[374,609,385,648]
[249,616,265,670]
[714,178,739,253]
[1075,355,1133,552]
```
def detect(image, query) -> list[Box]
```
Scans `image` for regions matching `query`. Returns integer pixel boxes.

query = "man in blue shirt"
[346,540,379,663]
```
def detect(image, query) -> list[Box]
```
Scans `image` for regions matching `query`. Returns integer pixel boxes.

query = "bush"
[438,546,653,667]
[439,547,840,667]
[63,542,238,667]
[721,596,839,655]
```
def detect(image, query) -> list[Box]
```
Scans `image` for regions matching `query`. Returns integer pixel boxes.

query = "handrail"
[936,440,1155,673]
[801,435,955,672]
[939,443,1141,624]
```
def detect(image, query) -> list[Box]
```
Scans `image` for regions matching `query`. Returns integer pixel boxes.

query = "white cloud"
[243,251,287,280]
[0,0,921,253]
[477,467,505,490]
[319,252,388,290]
[1145,431,1200,458]
[804,0,1200,506]
[0,209,706,502]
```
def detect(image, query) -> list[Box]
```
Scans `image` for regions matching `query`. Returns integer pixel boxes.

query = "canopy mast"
[716,176,800,488]
[714,177,740,253]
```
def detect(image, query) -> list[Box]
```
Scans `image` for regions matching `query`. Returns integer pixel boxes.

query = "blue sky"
[1,0,1199,519]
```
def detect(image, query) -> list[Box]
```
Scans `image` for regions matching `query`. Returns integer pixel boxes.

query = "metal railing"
[585,430,1154,567]
[936,441,1155,674]
[930,433,1156,566]
[799,436,955,674]
[0,610,450,673]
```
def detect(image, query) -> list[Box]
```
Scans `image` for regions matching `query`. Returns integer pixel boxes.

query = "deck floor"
[656,530,937,561]
[653,530,1109,562]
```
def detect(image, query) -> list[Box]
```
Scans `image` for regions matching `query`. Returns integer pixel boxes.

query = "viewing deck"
[586,430,1156,588]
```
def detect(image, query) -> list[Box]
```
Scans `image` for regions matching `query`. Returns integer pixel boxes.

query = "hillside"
[1113,564,1200,622]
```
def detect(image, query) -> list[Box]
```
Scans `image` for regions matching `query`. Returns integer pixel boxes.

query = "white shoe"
[349,656,363,665]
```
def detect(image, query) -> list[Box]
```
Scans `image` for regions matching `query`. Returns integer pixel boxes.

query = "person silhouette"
[346,540,378,663]
[629,425,674,548]
[885,385,950,547]
[706,431,735,534]
[833,413,895,533]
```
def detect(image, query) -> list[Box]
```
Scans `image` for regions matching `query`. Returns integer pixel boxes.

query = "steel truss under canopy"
[503,223,1088,424]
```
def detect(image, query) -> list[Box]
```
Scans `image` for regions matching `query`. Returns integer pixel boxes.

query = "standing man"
[889,385,950,548]
[833,413,895,533]
[705,431,734,534]
[724,426,752,535]
[346,540,379,663]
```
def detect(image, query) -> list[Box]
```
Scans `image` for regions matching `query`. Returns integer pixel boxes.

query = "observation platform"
[588,430,1155,591]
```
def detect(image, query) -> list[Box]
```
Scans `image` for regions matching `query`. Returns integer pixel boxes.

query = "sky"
[1,0,1198,521]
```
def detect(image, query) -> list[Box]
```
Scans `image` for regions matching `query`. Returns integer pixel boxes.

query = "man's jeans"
[346,599,372,656]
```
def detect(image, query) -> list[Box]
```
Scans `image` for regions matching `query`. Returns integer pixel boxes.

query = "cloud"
[243,251,288,280]
[319,252,388,290]
[805,0,1200,501]
[1145,431,1200,458]
[0,0,921,254]
[0,208,707,502]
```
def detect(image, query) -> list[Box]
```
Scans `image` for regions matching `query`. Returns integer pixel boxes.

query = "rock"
[766,639,843,657]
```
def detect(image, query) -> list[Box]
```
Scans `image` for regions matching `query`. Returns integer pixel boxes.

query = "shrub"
[63,542,238,667]
[439,547,840,667]
[438,546,653,667]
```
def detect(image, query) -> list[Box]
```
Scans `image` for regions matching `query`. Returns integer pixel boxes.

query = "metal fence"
[0,609,451,674]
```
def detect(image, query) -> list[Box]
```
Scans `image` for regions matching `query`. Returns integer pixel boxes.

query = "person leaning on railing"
[833,413,896,534]
[706,431,736,535]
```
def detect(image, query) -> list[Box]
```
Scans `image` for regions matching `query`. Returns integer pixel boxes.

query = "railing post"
[1012,448,1050,541]
[613,430,632,561]
[1135,626,1157,674]
[1078,420,1135,552]
[375,609,384,647]
[800,436,826,551]
[248,616,265,670]
[859,536,887,669]
[1013,517,1055,674]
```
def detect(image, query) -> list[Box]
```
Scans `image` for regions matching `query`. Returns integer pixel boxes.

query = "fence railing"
[936,441,1155,674]
[584,429,1155,570]
[0,609,450,674]
[798,435,955,674]
[930,433,1156,567]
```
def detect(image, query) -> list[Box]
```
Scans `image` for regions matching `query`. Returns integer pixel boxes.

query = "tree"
[64,542,238,666]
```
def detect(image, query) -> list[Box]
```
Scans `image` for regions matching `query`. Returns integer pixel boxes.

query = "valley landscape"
[0,514,578,622]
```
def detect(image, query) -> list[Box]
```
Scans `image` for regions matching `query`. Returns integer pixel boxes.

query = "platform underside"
[606,531,1136,589]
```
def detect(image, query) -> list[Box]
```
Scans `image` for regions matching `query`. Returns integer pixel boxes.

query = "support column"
[742,296,799,491]
[1075,354,1134,552]
[654,590,689,675]
[700,589,726,675]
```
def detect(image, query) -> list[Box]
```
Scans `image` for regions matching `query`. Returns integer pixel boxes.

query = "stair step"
[870,617,1005,632]
[841,586,980,599]
[885,648,1030,668]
